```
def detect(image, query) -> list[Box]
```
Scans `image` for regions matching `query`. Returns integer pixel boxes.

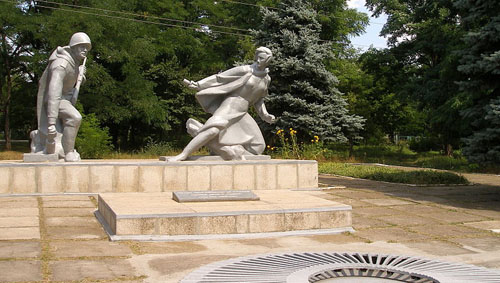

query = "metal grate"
[181,252,500,283]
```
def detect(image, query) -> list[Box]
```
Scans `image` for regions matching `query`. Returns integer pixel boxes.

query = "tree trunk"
[348,138,354,158]
[445,143,453,157]
[1,31,12,150]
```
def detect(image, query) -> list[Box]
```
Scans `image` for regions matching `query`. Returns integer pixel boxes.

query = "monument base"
[96,190,352,241]
[0,159,317,194]
[159,155,271,161]
[23,153,59,163]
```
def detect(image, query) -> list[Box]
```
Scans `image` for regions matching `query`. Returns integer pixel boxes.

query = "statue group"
[28,32,275,162]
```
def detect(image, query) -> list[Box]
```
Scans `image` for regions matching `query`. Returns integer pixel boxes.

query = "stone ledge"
[0,159,318,194]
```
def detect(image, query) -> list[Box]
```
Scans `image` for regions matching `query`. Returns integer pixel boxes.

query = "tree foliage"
[456,0,500,164]
[253,0,365,143]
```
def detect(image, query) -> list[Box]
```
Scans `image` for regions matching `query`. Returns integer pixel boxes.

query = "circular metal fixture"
[181,252,500,283]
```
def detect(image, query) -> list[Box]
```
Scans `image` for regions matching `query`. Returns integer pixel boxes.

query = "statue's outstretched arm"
[254,97,275,124]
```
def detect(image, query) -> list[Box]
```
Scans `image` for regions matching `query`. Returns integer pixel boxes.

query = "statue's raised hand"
[263,114,276,124]
[183,79,199,90]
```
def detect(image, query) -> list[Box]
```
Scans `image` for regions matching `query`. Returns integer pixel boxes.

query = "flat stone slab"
[0,261,42,282]
[96,191,352,240]
[173,190,260,203]
[159,155,271,161]
[23,153,59,162]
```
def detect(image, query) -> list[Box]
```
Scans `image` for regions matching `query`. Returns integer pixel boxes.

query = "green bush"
[139,137,176,156]
[319,162,469,185]
[75,113,113,159]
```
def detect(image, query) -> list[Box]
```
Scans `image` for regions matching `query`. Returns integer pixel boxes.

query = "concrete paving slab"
[45,216,99,227]
[408,224,490,239]
[460,208,500,219]
[376,214,442,226]
[0,216,39,228]
[419,210,489,223]
[352,206,403,217]
[50,259,138,281]
[304,233,368,244]
[451,237,500,252]
[465,220,500,231]
[0,227,40,240]
[404,240,477,256]
[330,191,388,199]
[352,215,393,230]
[0,260,41,282]
[43,207,95,217]
[51,240,132,257]
[0,199,38,208]
[332,198,374,208]
[361,198,415,206]
[391,204,452,215]
[0,241,41,258]
[0,207,38,217]
[355,227,431,242]
[46,226,107,240]
[130,241,208,255]
[0,196,37,202]
[42,200,95,208]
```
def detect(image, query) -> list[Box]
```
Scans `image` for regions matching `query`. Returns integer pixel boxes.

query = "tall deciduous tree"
[456,0,500,164]
[365,0,466,155]
[253,0,364,143]
[0,1,41,149]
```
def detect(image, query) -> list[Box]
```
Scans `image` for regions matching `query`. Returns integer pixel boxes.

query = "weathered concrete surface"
[50,259,137,281]
[0,261,42,282]
[0,173,498,283]
[51,240,132,257]
[0,241,40,258]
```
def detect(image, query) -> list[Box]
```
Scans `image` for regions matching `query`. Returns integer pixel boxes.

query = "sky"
[347,0,388,50]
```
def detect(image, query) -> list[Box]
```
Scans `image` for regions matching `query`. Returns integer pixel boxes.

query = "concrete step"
[96,190,352,241]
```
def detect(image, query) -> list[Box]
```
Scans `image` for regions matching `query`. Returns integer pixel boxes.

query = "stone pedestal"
[0,159,317,194]
[95,190,352,241]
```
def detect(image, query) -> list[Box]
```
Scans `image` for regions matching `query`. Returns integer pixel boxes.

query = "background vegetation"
[0,0,498,173]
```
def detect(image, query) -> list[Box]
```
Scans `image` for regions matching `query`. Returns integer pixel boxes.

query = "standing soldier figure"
[30,32,91,162]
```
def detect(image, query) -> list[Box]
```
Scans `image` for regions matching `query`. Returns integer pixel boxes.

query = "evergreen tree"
[455,0,500,164]
[253,0,364,143]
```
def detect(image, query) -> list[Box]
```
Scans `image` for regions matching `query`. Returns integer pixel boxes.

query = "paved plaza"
[0,172,499,282]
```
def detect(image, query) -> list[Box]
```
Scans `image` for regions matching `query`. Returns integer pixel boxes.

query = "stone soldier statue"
[29,32,91,162]
[167,47,276,161]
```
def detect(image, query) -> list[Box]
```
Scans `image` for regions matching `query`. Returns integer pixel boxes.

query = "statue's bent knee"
[65,112,82,128]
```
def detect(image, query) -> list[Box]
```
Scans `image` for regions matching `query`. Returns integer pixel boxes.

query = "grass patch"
[319,162,469,185]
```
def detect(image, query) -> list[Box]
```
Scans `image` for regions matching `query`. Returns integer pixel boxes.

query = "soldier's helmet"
[69,32,91,50]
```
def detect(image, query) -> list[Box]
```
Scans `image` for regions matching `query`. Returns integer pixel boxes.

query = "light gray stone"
[50,259,137,281]
[0,241,41,258]
[27,32,91,162]
[173,190,260,203]
[0,261,41,282]
[164,47,275,162]
[23,153,59,162]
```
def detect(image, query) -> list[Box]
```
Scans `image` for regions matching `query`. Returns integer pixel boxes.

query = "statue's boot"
[65,150,81,162]
[62,126,81,162]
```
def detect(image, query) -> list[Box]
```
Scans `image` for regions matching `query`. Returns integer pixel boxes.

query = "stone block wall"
[0,159,318,194]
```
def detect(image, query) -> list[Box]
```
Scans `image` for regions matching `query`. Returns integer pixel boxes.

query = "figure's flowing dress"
[195,64,270,155]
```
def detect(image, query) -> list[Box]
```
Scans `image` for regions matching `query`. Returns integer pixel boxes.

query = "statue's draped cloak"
[195,65,270,153]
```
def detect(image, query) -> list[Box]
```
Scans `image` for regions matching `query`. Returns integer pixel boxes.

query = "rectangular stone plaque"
[172,190,260,203]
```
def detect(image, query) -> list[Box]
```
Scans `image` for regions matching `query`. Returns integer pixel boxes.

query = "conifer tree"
[253,0,364,142]
[456,0,500,164]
